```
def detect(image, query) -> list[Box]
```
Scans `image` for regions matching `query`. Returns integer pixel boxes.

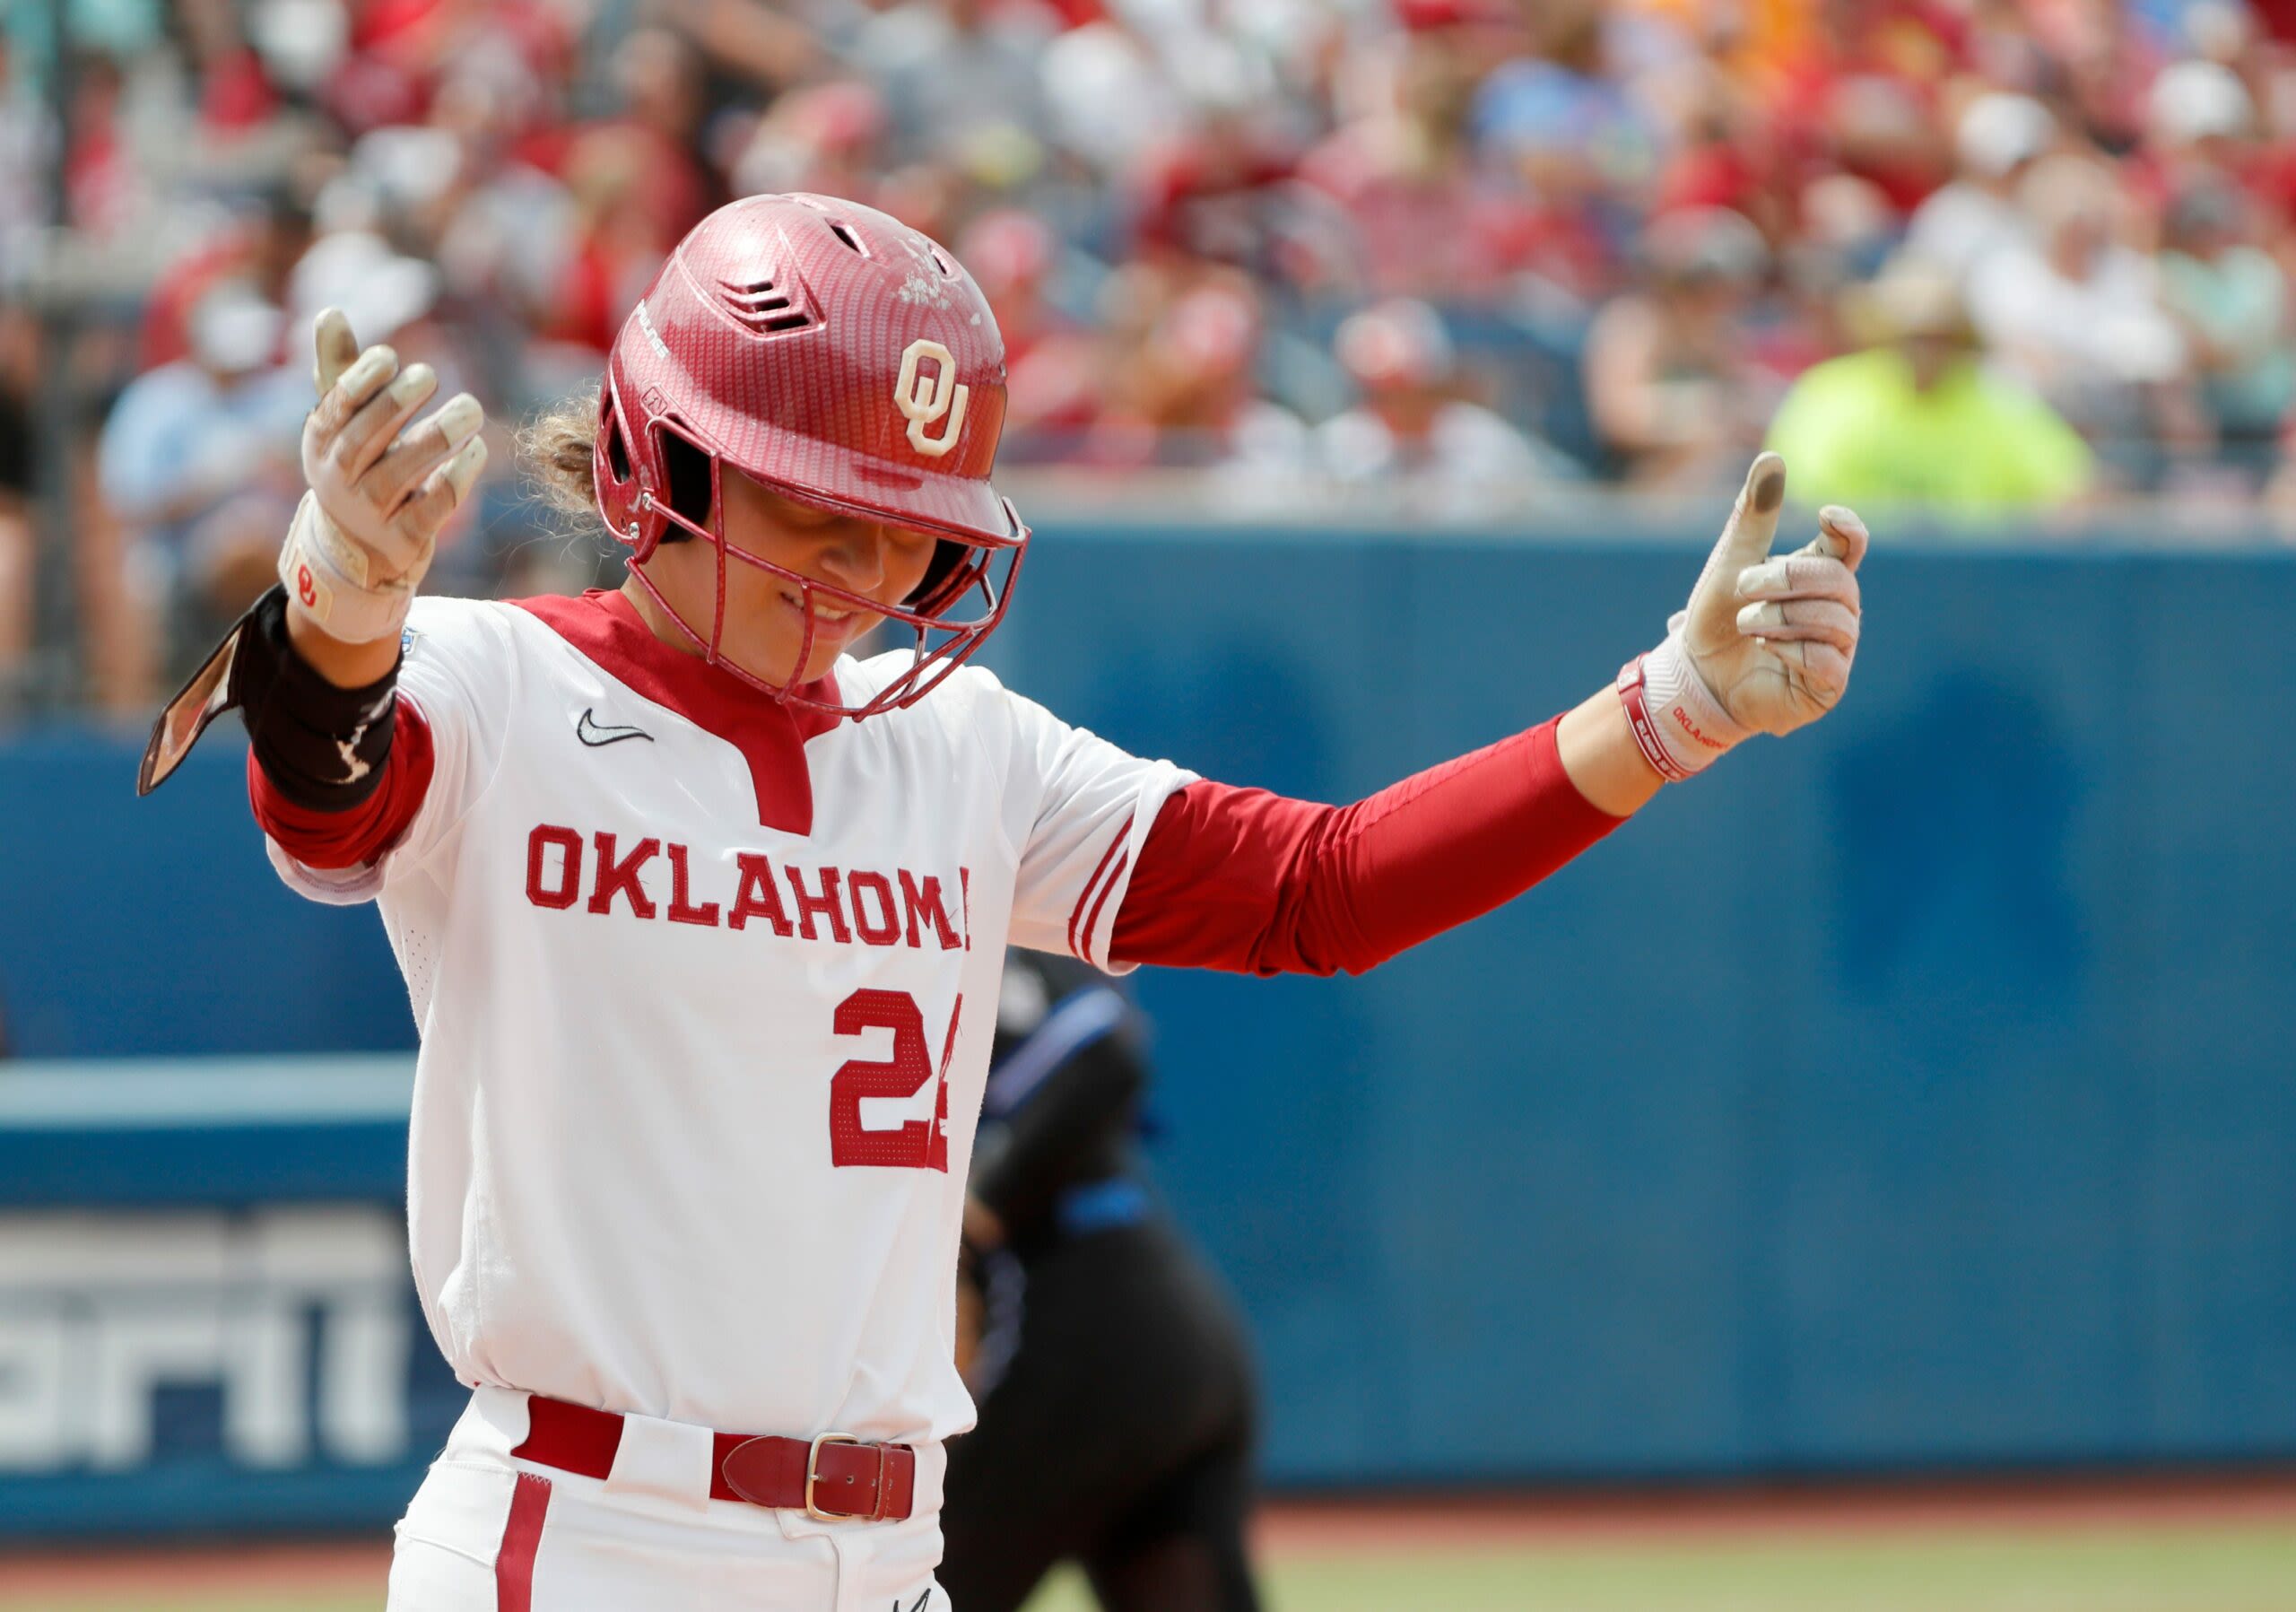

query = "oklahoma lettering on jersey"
[519,824,970,954]
[259,589,1193,1447]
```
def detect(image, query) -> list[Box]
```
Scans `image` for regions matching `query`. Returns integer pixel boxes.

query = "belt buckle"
[804,1432,866,1521]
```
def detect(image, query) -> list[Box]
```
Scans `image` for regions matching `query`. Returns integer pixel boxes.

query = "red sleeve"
[247,698,436,871]
[1111,717,1623,976]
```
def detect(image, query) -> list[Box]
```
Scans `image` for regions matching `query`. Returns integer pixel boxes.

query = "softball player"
[140,193,1867,1610]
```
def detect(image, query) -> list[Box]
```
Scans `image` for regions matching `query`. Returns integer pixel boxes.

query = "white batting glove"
[280,308,488,644]
[1617,452,1867,780]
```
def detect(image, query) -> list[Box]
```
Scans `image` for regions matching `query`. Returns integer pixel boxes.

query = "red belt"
[510,1394,917,1521]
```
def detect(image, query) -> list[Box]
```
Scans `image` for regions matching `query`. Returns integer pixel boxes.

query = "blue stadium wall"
[2,518,2292,1535]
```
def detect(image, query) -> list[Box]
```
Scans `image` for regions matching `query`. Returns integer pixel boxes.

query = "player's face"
[639,470,939,685]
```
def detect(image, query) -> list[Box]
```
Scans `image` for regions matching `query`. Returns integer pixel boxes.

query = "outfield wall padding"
[0,520,2290,1533]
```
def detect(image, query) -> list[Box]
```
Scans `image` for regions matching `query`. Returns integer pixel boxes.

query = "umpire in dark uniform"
[939,950,1261,1612]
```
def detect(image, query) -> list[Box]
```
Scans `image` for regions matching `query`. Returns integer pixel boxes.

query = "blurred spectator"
[140,187,316,372]
[1647,57,1785,246]
[2131,56,2260,223]
[733,79,891,212]
[1904,91,2056,283]
[854,0,1054,175]
[0,34,50,290]
[1765,256,2092,516]
[1759,0,1959,216]
[2148,57,2256,170]
[1128,109,1317,286]
[961,209,1100,456]
[1039,13,1187,180]
[0,307,32,700]
[62,50,143,241]
[423,69,588,396]
[1779,171,1900,362]
[95,285,306,649]
[3,0,2296,712]
[665,0,826,96]
[288,219,406,314]
[1475,6,1658,298]
[1966,152,2191,460]
[1583,206,1775,487]
[2156,179,2293,478]
[1316,296,1578,514]
[594,25,718,242]
[1089,276,1313,504]
[179,0,282,134]
[546,126,687,354]
[1960,0,2060,95]
[1300,0,1533,301]
[2046,0,2162,154]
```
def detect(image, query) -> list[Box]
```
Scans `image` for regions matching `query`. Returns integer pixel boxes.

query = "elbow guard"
[138,583,400,809]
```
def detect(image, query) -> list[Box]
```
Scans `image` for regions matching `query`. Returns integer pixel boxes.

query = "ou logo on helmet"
[894,338,969,457]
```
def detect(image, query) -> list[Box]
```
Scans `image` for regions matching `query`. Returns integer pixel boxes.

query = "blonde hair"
[517,391,604,527]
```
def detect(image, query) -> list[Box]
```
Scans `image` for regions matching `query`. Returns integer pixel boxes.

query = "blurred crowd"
[5,0,2296,711]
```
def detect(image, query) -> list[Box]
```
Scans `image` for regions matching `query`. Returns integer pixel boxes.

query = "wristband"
[280,491,418,645]
[1616,654,1692,782]
[1617,631,1750,781]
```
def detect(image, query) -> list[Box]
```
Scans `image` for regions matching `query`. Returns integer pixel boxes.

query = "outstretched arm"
[1111,455,1867,976]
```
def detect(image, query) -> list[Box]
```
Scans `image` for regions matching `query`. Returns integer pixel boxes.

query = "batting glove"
[1618,452,1867,780]
[280,308,488,644]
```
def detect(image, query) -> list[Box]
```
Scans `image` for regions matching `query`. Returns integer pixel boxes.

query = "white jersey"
[265,590,1194,1445]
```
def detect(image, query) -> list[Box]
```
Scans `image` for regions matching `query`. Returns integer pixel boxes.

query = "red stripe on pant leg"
[495,1472,552,1612]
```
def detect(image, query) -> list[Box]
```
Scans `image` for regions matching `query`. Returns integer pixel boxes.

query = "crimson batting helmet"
[593,192,1028,716]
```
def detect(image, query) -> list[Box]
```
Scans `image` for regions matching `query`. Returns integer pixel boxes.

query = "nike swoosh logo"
[576,708,653,747]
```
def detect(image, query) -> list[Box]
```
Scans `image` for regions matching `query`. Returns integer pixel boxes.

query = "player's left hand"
[1683,452,1866,737]
[1616,453,1867,780]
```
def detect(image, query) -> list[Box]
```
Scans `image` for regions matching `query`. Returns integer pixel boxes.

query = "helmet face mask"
[592,194,1030,719]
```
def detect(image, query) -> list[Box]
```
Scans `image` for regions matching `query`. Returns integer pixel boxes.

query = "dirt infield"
[4,1472,2294,1603]
[0,1541,387,1600]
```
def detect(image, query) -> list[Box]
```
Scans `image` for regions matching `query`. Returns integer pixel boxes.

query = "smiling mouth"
[779,587,867,628]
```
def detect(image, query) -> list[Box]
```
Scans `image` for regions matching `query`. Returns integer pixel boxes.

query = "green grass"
[9,1521,2295,1612]
[1018,1522,2296,1612]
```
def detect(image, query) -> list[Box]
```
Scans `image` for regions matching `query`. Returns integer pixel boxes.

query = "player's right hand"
[281,309,488,644]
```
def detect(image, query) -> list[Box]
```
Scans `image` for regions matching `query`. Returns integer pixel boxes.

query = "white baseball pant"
[387,1387,950,1611]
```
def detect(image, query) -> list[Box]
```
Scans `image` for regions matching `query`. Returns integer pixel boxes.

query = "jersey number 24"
[829,989,961,1172]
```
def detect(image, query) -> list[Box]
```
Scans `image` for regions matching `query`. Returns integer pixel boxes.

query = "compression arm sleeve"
[1110,715,1622,976]
[248,702,435,869]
